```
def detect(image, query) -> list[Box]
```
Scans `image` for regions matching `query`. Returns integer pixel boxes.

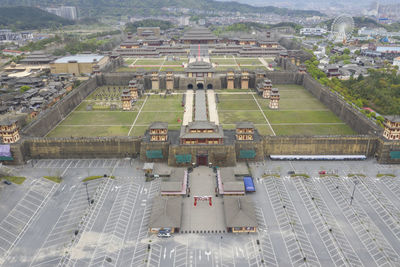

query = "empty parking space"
[30,179,107,266]
[0,179,58,264]
[32,159,133,169]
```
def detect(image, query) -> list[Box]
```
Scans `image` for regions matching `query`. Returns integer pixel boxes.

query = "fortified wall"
[11,67,399,165]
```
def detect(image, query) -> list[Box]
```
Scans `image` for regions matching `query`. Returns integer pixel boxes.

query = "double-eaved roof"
[180,121,224,139]
[185,60,215,73]
[385,115,400,123]
[180,26,217,41]
[236,121,254,129]
[150,122,168,130]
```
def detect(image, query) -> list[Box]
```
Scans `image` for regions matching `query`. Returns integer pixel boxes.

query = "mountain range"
[0,0,324,17]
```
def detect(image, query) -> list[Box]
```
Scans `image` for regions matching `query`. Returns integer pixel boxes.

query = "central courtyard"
[47,83,355,138]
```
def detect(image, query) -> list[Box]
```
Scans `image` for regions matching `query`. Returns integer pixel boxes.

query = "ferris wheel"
[331,15,354,43]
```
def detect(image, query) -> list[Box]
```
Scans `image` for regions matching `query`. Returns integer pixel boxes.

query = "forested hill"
[0,7,74,30]
[0,0,324,17]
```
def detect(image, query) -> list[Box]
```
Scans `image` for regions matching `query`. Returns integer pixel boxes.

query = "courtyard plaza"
[181,166,225,233]
[47,84,354,138]
[0,158,399,266]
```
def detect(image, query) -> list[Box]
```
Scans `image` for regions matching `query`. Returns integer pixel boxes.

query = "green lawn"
[273,124,355,136]
[160,66,185,71]
[143,95,183,111]
[216,90,253,94]
[116,67,136,72]
[134,59,165,65]
[264,110,343,124]
[129,126,148,136]
[1,176,26,184]
[217,94,254,100]
[164,60,187,65]
[211,59,237,65]
[258,97,328,111]
[219,110,266,124]
[43,176,62,183]
[48,125,131,137]
[255,125,275,135]
[278,89,320,99]
[235,58,262,65]
[216,66,240,71]
[124,58,136,65]
[218,99,258,110]
[135,111,183,125]
[61,111,137,125]
[239,66,267,70]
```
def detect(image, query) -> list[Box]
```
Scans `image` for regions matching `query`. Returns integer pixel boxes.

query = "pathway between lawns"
[251,94,276,136]
[127,95,148,136]
[183,90,194,126]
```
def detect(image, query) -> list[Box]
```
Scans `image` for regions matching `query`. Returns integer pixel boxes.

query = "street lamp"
[350,180,359,206]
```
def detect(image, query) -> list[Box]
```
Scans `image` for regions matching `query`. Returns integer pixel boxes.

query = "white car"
[158,232,171,238]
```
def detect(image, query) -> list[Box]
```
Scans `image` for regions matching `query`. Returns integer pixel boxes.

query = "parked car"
[288,171,295,175]
[158,230,171,238]
[319,171,326,175]
[3,180,11,185]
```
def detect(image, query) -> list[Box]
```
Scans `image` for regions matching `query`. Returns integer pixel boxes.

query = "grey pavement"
[0,158,399,266]
[195,90,207,121]
[207,90,219,125]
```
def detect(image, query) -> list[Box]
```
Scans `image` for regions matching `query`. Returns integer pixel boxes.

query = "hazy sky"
[216,0,398,9]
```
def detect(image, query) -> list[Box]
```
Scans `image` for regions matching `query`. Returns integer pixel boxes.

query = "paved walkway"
[181,166,225,232]
[259,57,273,71]
[195,90,207,121]
[183,90,194,126]
[207,90,219,125]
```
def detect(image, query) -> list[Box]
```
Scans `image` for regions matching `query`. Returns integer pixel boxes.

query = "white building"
[300,28,327,36]
[178,16,190,26]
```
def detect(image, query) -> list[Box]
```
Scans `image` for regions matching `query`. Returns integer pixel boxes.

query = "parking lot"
[0,158,399,266]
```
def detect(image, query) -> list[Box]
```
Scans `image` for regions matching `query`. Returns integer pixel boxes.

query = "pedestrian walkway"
[195,90,207,121]
[183,90,194,126]
[207,90,219,125]
[259,57,273,71]
[181,167,225,232]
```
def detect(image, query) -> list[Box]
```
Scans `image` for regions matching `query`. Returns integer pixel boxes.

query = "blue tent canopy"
[243,176,255,192]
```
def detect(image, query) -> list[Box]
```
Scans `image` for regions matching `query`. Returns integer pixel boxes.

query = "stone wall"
[21,137,142,159]
[263,135,377,156]
[167,144,237,167]
[376,138,400,164]
[140,141,170,162]
[235,141,264,162]
[22,78,99,137]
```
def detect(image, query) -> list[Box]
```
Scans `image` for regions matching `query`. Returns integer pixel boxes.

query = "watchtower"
[121,89,132,110]
[241,70,249,90]
[227,70,235,89]
[151,71,159,90]
[269,88,280,110]
[0,119,20,144]
[166,71,174,91]
[129,79,139,100]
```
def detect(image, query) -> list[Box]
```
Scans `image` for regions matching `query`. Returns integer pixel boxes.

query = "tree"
[20,85,30,93]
